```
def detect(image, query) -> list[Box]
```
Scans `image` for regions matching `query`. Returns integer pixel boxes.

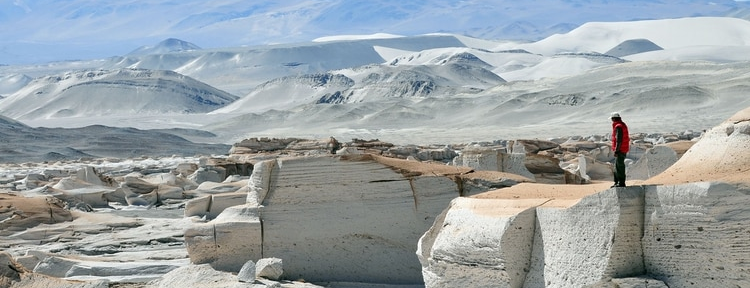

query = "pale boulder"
[150,264,276,288]
[16,173,47,190]
[153,184,185,201]
[237,260,256,283]
[189,166,227,184]
[33,255,186,282]
[119,184,155,206]
[255,258,283,280]
[560,155,590,183]
[2,253,109,288]
[33,256,78,278]
[453,148,535,180]
[73,166,108,186]
[0,195,73,234]
[175,162,199,177]
[452,147,502,171]
[51,177,114,208]
[525,153,566,184]
[417,197,538,288]
[119,175,157,194]
[513,139,559,154]
[627,145,678,180]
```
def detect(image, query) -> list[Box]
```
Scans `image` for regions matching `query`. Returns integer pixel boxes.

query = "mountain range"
[2,16,750,161]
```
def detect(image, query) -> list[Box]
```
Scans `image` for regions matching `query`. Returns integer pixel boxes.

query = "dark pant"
[613,152,626,186]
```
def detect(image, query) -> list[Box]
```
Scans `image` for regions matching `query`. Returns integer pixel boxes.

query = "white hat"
[610,112,621,118]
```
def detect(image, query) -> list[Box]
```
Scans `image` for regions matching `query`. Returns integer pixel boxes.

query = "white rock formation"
[641,182,750,287]
[453,147,535,180]
[50,181,113,208]
[417,197,538,288]
[522,187,645,287]
[33,255,187,282]
[418,107,750,287]
[185,154,483,283]
[419,181,750,288]
[627,145,678,180]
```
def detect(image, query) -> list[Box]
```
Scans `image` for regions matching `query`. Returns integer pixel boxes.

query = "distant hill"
[128,38,202,56]
[605,39,663,57]
[0,73,32,95]
[0,69,238,120]
[212,50,505,114]
[518,17,750,55]
[0,124,230,163]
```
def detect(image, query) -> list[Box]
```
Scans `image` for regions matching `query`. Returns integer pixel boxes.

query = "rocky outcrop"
[453,141,577,184]
[452,147,535,180]
[184,153,530,283]
[642,182,750,287]
[418,182,750,288]
[0,195,72,234]
[418,107,750,288]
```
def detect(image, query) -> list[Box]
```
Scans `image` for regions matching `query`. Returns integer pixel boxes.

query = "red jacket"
[611,120,630,153]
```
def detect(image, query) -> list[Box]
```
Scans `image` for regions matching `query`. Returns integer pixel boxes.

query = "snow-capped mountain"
[2,17,750,147]
[0,35,472,96]
[3,0,750,65]
[204,60,750,145]
[0,69,237,120]
[212,51,506,114]
[517,17,750,56]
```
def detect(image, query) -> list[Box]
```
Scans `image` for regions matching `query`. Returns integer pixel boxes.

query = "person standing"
[610,112,630,187]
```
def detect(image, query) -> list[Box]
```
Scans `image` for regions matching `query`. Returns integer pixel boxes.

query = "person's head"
[610,112,621,122]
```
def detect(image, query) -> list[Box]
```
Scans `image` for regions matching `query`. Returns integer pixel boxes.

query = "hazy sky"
[2,0,749,65]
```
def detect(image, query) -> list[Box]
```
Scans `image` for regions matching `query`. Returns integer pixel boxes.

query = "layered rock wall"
[418,182,750,287]
[260,156,458,283]
[643,182,750,287]
[417,198,539,288]
[185,154,502,283]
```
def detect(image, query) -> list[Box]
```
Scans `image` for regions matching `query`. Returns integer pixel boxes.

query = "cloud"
[13,0,31,12]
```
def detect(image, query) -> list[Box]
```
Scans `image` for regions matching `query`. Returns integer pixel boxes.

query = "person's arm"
[615,127,623,154]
